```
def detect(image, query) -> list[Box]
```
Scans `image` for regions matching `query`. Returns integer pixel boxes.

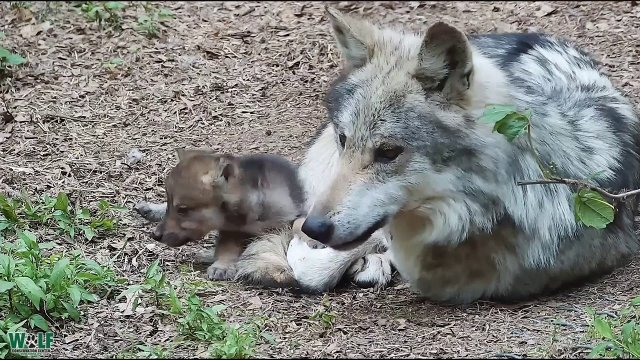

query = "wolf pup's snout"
[301,216,334,243]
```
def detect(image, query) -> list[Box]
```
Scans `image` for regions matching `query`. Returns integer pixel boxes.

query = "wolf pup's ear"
[415,22,474,103]
[176,148,215,161]
[325,6,377,69]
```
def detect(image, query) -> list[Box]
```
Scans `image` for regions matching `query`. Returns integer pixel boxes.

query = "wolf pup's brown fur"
[150,149,306,280]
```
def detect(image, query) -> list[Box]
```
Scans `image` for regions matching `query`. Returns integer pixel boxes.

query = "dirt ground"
[1,1,640,358]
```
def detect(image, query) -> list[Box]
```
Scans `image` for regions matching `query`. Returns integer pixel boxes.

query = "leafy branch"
[479,104,639,229]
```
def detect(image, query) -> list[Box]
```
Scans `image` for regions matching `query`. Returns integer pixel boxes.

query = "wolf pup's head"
[301,8,484,249]
[151,149,251,247]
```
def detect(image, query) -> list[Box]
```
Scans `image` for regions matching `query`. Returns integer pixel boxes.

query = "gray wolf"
[138,6,640,304]
[141,149,308,281]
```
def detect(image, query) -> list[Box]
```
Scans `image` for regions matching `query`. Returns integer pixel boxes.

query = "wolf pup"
[144,149,307,281]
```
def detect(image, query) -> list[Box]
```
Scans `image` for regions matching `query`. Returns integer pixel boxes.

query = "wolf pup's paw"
[207,261,238,281]
[134,201,166,222]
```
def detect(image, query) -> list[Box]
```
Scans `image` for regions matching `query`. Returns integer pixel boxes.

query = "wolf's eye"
[374,145,404,163]
[338,133,346,149]
[176,206,189,216]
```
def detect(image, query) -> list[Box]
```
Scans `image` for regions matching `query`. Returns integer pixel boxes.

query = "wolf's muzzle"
[301,216,334,243]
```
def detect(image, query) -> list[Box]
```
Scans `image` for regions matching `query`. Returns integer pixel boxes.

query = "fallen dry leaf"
[20,21,51,39]
[535,4,558,17]
[247,296,263,309]
[13,7,33,22]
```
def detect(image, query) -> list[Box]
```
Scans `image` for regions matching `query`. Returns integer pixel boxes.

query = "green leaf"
[492,112,529,142]
[79,225,96,241]
[478,104,518,124]
[0,32,5,39]
[0,280,15,292]
[61,301,80,321]
[8,319,28,334]
[0,221,11,232]
[15,277,46,310]
[4,53,27,66]
[49,257,70,287]
[76,208,91,220]
[593,316,614,340]
[574,190,615,229]
[68,285,82,307]
[28,314,50,332]
[589,342,611,358]
[104,1,124,10]
[0,194,19,224]
[631,296,640,306]
[622,322,635,345]
[80,288,99,302]
[18,230,38,251]
[116,284,143,300]
[54,192,70,212]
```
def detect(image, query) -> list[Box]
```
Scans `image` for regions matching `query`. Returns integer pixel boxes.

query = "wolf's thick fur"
[137,7,640,303]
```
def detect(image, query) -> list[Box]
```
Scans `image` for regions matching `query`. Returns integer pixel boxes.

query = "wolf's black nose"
[301,216,334,243]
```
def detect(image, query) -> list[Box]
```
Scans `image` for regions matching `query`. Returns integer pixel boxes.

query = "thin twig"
[517,177,640,201]
[42,112,100,123]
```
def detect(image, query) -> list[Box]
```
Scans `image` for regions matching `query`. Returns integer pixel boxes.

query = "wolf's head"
[151,149,253,247]
[301,8,493,249]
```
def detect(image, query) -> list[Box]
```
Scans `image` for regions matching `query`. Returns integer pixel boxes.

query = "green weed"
[77,1,125,30]
[0,46,27,74]
[117,261,261,358]
[587,298,640,358]
[0,318,27,359]
[0,192,127,242]
[136,5,174,38]
[0,230,126,333]
[310,294,336,330]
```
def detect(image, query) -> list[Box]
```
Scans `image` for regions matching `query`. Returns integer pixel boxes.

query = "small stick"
[517,177,640,201]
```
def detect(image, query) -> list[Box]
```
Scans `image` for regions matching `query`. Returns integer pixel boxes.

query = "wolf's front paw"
[134,201,166,222]
[347,253,394,289]
[207,261,238,281]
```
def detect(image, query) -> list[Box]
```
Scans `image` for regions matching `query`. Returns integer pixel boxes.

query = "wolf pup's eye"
[176,206,189,216]
[374,145,404,163]
[338,133,346,149]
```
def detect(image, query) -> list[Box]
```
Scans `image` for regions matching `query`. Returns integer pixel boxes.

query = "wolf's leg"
[134,201,167,222]
[234,230,298,288]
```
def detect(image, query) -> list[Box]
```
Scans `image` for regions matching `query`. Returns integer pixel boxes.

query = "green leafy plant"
[9,1,31,9]
[104,57,124,70]
[0,192,127,242]
[587,297,640,358]
[310,294,336,330]
[0,47,27,73]
[0,230,126,332]
[0,318,27,359]
[116,260,261,358]
[136,6,174,38]
[78,1,125,29]
[479,104,636,229]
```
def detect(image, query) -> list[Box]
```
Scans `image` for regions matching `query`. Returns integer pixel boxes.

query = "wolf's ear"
[415,22,473,101]
[325,6,377,69]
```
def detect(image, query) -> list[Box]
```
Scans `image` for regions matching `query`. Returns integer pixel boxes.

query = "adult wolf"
[137,7,640,304]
